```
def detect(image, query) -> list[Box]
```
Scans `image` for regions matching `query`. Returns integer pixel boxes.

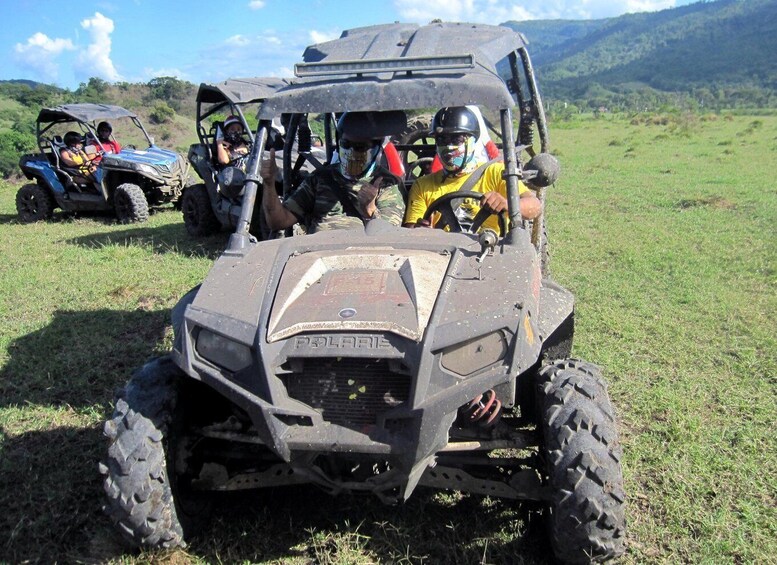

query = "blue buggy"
[16,103,190,223]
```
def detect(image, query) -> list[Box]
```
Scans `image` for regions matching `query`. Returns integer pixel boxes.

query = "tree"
[0,130,37,177]
[76,77,110,102]
[146,77,192,111]
[149,101,175,124]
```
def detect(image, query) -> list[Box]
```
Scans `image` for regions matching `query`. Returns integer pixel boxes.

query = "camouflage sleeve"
[373,182,406,226]
[282,175,315,221]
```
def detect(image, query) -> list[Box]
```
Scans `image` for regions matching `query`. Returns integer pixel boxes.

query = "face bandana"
[225,131,243,144]
[437,135,478,176]
[338,145,380,180]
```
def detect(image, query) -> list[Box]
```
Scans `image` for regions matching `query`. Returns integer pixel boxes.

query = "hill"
[504,0,777,109]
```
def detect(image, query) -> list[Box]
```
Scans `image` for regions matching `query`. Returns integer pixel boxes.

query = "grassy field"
[0,113,775,564]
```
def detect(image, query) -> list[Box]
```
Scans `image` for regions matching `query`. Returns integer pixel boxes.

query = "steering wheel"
[422,191,508,236]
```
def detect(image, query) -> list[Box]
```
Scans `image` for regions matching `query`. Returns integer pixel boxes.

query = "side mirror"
[523,153,560,188]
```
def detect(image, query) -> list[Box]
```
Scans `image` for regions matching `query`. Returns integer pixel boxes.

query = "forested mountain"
[504,0,777,110]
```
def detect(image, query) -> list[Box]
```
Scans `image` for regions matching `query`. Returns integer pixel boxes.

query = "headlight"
[196,329,253,372]
[137,164,159,176]
[440,331,507,376]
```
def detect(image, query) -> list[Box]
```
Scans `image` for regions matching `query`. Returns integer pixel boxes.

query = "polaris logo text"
[293,335,393,349]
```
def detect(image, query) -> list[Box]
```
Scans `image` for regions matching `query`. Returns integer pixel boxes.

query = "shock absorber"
[459,389,502,428]
[297,115,312,153]
[518,102,535,149]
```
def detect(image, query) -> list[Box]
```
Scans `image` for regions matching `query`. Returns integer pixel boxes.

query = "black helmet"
[430,107,480,138]
[97,121,112,133]
[63,131,82,146]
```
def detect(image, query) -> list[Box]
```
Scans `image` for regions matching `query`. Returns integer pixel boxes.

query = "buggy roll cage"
[194,78,289,157]
[34,104,153,156]
[228,22,550,251]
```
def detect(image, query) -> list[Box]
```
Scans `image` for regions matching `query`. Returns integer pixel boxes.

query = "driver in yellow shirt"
[403,106,541,231]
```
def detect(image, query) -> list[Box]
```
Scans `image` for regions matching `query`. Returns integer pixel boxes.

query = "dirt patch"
[677,195,736,210]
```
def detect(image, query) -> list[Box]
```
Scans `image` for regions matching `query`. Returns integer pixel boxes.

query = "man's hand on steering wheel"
[479,191,507,214]
[421,190,508,235]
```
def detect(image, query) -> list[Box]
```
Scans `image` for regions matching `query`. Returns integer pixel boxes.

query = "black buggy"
[102,22,626,563]
[16,104,189,223]
[182,77,325,237]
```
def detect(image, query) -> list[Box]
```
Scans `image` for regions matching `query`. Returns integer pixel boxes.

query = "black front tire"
[538,359,626,563]
[114,183,149,223]
[181,183,220,236]
[16,183,56,222]
[100,356,196,549]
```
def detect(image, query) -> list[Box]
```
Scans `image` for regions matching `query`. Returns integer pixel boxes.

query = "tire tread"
[539,358,626,563]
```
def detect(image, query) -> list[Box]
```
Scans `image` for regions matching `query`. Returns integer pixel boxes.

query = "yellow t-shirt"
[404,162,529,232]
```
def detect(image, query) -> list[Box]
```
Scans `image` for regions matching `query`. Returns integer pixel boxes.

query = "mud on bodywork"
[171,223,562,502]
[101,147,189,201]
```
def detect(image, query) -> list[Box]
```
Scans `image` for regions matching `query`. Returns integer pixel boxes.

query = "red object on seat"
[383,141,404,177]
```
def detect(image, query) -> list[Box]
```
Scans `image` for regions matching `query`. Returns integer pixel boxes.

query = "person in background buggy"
[86,121,122,163]
[216,115,250,170]
[60,131,99,184]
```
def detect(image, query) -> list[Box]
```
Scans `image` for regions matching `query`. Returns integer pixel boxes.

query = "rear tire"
[100,356,206,549]
[16,183,55,222]
[181,183,220,236]
[397,114,435,183]
[114,183,149,223]
[538,359,626,563]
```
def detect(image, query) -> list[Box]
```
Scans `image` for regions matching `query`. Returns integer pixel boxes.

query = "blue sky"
[2,0,696,90]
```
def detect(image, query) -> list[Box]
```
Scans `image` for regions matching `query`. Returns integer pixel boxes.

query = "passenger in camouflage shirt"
[260,112,405,233]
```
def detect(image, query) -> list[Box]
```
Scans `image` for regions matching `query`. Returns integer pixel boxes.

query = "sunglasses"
[436,134,470,146]
[340,139,380,151]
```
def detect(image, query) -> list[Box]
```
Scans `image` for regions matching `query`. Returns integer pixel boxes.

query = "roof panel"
[37,103,137,123]
[259,22,523,117]
[197,77,289,105]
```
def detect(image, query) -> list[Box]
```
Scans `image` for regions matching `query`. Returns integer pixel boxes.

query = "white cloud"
[75,12,122,82]
[226,34,252,46]
[13,32,75,82]
[248,0,266,9]
[143,67,190,81]
[393,0,677,22]
[309,30,340,44]
[192,32,305,84]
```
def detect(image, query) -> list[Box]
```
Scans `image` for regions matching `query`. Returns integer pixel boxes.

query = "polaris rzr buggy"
[101,22,626,563]
[16,104,189,223]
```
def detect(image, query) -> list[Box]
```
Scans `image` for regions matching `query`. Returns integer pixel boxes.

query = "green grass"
[0,113,775,563]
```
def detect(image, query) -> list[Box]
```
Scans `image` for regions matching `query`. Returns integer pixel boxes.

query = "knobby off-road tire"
[114,183,149,223]
[397,114,435,182]
[16,183,55,222]
[100,356,191,549]
[538,359,626,563]
[181,183,220,236]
